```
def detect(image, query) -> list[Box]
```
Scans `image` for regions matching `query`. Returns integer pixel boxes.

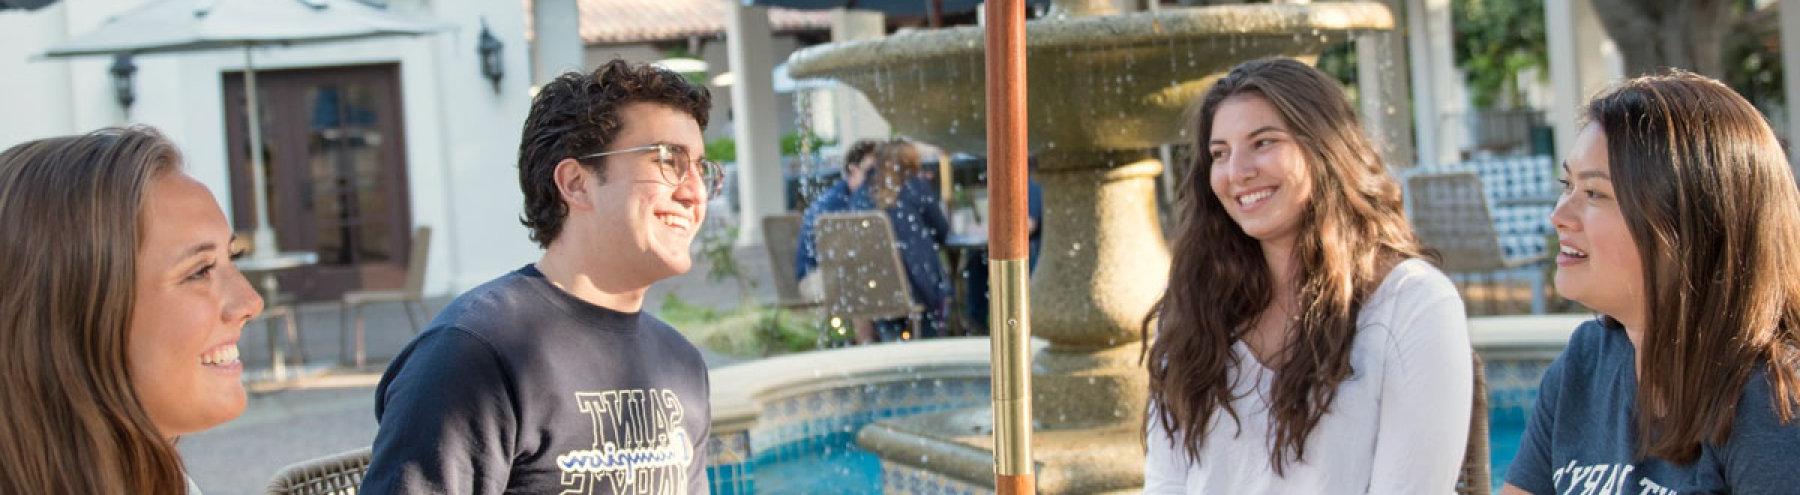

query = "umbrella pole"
[243,43,278,259]
[984,0,1033,493]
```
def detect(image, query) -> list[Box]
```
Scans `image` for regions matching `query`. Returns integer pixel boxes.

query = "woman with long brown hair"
[1502,73,1800,494]
[1143,57,1473,492]
[0,127,263,493]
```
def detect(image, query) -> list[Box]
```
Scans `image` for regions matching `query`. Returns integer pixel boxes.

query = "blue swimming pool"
[705,352,1553,494]
[715,410,1531,494]
[1489,417,1528,491]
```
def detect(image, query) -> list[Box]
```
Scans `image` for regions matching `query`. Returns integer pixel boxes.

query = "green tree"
[1722,3,1783,113]
[1451,0,1548,109]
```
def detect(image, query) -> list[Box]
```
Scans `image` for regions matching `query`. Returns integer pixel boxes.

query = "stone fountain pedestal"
[856,150,1167,493]
[784,3,1397,492]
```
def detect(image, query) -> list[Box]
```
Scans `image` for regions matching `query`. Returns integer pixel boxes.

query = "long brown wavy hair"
[0,127,189,493]
[1584,73,1800,463]
[870,138,922,209]
[1143,57,1424,474]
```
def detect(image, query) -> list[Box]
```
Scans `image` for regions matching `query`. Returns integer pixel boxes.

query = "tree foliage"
[1723,5,1784,112]
[1451,0,1548,109]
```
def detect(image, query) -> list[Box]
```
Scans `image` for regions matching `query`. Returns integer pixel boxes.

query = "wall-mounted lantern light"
[110,53,137,111]
[477,19,503,91]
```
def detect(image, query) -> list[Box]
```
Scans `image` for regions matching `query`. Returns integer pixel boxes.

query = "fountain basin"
[778,3,1401,492]
[786,3,1395,154]
[698,315,1586,493]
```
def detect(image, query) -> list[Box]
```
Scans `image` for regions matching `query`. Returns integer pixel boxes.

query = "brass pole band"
[988,258,1033,476]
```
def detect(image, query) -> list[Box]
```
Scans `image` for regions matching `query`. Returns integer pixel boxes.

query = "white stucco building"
[1,0,537,299]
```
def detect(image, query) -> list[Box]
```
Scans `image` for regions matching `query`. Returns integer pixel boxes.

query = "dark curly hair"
[842,139,880,172]
[517,59,711,247]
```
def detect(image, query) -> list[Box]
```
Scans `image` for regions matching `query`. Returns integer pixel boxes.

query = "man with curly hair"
[363,59,720,494]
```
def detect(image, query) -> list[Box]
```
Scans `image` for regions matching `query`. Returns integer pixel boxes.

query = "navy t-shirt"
[1505,320,1800,494]
[362,265,711,494]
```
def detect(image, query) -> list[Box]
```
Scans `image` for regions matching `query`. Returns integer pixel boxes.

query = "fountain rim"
[786,2,1395,79]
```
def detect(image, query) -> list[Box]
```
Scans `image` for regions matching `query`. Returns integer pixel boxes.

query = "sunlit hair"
[1583,72,1800,463]
[0,126,188,493]
[1143,57,1424,474]
[871,138,922,209]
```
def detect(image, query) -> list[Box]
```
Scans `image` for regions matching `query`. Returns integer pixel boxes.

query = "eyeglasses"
[577,143,723,197]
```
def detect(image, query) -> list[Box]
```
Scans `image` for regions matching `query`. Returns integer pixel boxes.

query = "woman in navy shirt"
[1504,73,1800,494]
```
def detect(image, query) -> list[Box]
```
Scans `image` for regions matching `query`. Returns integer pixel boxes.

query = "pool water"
[1488,416,1529,491]
[751,433,884,494]
[718,412,1532,494]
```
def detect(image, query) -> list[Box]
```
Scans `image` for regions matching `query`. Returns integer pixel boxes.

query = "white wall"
[0,3,76,144]
[1,0,538,296]
[412,0,539,293]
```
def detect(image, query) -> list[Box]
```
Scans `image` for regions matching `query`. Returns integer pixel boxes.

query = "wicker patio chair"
[1408,171,1553,314]
[1458,352,1493,495]
[264,447,371,495]
[762,213,821,310]
[813,211,924,341]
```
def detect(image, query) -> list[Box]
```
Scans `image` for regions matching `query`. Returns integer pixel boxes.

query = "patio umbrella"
[743,0,1049,19]
[42,0,442,260]
[0,0,56,11]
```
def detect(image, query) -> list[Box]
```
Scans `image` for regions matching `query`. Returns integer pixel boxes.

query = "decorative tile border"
[1485,357,1553,425]
[751,376,991,460]
[704,348,995,495]
[706,430,754,495]
[882,460,991,495]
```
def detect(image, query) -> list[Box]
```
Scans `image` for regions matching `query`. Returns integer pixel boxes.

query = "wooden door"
[223,63,413,302]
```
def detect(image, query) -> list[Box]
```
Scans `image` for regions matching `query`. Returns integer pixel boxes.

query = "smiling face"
[1208,92,1315,251]
[127,172,262,439]
[586,102,709,282]
[1551,124,1646,329]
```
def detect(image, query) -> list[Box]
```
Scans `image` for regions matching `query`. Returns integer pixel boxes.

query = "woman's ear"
[554,158,594,211]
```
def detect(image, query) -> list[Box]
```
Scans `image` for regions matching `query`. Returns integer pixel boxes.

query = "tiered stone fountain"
[786,2,1394,492]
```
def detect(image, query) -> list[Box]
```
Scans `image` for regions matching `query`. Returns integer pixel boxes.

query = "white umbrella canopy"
[42,0,443,57]
[42,0,444,260]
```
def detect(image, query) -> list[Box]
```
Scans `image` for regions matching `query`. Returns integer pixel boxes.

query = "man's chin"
[654,251,694,276]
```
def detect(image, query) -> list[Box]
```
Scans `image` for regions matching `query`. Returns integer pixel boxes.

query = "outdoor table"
[234,251,319,380]
[236,251,319,298]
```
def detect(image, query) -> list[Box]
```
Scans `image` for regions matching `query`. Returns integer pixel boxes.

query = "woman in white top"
[1143,57,1474,493]
[0,127,263,493]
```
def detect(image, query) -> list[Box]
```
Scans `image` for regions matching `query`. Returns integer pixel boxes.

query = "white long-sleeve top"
[1143,259,1474,494]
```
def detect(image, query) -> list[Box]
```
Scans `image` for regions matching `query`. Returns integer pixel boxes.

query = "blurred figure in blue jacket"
[796,139,951,343]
